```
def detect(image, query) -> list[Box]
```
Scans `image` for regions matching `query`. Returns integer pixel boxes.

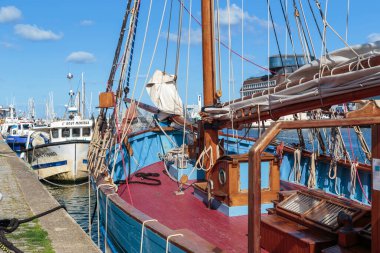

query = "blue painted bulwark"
[95,128,373,252]
[109,131,185,183]
[280,151,371,205]
[96,185,185,253]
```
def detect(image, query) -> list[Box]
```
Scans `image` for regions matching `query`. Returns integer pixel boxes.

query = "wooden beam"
[221,85,380,129]
[248,117,380,253]
[371,125,380,253]
[124,97,159,114]
[248,123,281,253]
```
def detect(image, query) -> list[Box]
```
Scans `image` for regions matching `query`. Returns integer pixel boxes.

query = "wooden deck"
[118,161,257,253]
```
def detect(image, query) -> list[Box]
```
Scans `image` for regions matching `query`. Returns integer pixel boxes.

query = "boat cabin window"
[51,129,59,138]
[62,128,70,137]
[82,127,91,137]
[72,128,80,137]
[23,124,30,130]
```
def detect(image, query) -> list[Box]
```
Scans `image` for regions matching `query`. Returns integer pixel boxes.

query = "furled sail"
[146,70,183,120]
[204,41,380,123]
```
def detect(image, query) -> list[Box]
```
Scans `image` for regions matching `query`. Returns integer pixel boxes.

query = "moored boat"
[87,1,380,252]
[27,74,93,183]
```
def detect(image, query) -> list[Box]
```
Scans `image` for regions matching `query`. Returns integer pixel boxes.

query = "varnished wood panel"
[371,125,380,253]
[261,215,335,253]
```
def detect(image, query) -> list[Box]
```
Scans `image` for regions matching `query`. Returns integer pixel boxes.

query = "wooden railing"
[247,116,380,253]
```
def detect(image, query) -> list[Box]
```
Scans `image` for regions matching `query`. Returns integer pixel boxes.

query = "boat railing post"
[371,124,380,253]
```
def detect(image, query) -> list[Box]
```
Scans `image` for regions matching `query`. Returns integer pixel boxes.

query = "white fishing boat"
[26,73,93,183]
[26,118,92,182]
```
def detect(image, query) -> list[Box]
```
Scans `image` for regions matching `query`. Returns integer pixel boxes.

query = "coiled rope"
[0,205,66,253]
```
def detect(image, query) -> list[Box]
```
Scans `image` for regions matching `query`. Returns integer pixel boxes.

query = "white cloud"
[163,28,203,45]
[0,41,15,48]
[0,6,21,23]
[80,20,94,26]
[14,24,63,41]
[66,51,96,64]
[368,33,380,43]
[217,4,269,28]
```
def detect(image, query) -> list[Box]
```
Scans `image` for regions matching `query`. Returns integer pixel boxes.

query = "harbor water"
[43,182,106,251]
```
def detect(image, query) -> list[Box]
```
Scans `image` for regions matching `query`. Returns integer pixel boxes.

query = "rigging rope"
[353,126,371,162]
[0,205,66,253]
[181,0,192,175]
[298,0,316,58]
[267,0,284,68]
[215,0,223,97]
[328,127,344,195]
[125,0,141,89]
[307,0,323,41]
[163,0,174,73]
[280,0,300,68]
[346,0,350,42]
[129,0,153,102]
[293,3,310,63]
[308,152,316,188]
[289,148,302,183]
[174,0,184,77]
[117,0,168,154]
[177,0,277,74]
[241,0,244,100]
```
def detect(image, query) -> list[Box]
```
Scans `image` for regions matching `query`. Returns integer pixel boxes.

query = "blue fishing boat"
[87,1,380,252]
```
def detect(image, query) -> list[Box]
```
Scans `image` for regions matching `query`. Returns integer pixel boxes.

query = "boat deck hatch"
[305,201,359,230]
[277,192,321,215]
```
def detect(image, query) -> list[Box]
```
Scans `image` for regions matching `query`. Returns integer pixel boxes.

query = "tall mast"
[201,0,218,175]
[81,72,86,118]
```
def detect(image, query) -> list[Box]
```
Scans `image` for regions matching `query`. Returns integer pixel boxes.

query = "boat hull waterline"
[27,141,89,182]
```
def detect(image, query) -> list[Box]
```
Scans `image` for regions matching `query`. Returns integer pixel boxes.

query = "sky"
[0,0,379,118]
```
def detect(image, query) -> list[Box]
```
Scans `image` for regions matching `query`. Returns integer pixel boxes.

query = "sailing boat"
[26,73,93,183]
[87,1,380,252]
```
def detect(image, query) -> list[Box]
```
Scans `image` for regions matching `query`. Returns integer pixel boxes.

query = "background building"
[241,54,310,97]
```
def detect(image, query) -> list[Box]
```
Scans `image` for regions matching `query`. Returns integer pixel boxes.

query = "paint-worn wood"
[346,101,380,118]
[371,125,380,253]
[201,0,218,175]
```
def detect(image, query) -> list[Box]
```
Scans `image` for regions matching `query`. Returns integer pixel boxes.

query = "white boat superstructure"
[27,118,93,182]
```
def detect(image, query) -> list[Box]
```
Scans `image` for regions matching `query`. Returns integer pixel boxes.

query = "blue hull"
[92,129,372,252]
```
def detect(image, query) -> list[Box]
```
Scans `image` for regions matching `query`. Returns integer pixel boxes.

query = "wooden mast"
[201,0,218,175]
[371,125,380,253]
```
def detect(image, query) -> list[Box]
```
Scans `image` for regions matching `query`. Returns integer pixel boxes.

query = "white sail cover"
[205,41,380,120]
[146,70,183,120]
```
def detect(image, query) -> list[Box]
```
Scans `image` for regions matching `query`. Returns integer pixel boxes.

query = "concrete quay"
[0,138,100,253]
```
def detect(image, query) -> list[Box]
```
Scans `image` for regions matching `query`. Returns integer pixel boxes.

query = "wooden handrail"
[248,117,380,253]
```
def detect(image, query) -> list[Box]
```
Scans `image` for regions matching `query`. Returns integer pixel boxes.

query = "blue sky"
[0,0,379,118]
